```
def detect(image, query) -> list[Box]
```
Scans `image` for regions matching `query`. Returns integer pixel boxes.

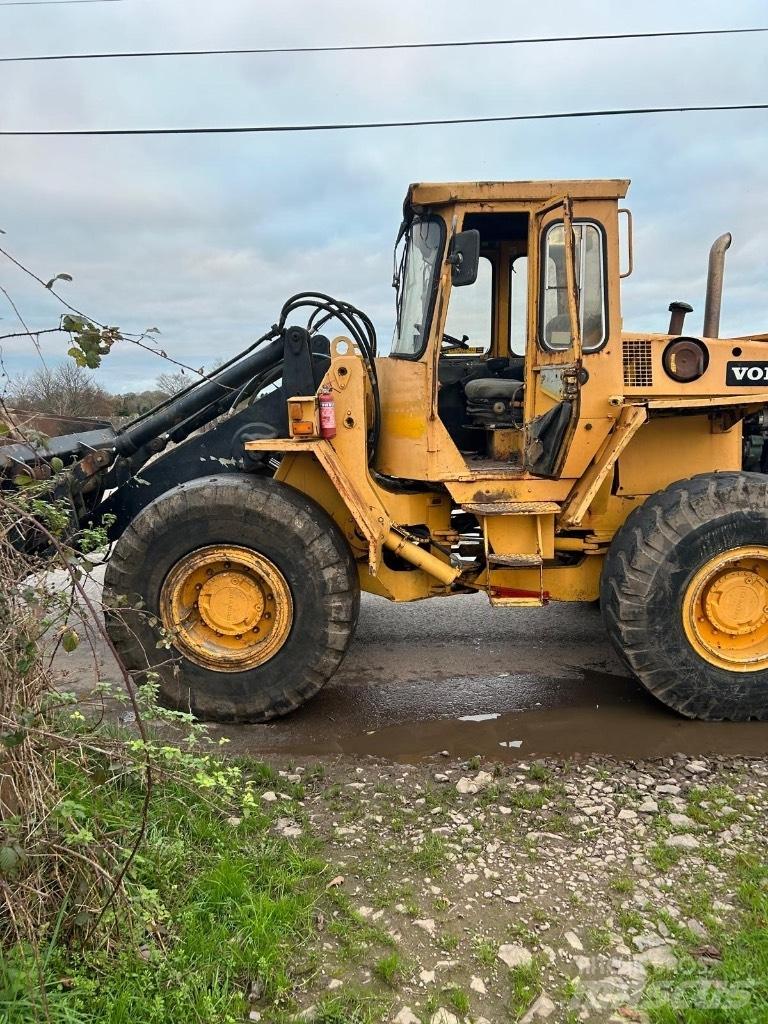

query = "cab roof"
[406,179,630,208]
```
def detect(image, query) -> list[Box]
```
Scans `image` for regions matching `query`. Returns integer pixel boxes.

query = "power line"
[0,1,123,6]
[0,25,765,62]
[1,102,766,136]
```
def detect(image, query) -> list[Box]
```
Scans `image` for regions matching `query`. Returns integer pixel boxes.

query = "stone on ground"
[520,992,556,1021]
[456,770,494,795]
[665,833,700,850]
[498,942,533,968]
[429,1010,459,1024]
[393,1009,420,1024]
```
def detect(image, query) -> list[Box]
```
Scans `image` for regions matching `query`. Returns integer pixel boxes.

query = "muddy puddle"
[215,667,768,763]
[59,583,768,764]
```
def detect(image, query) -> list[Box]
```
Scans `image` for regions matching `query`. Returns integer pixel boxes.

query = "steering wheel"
[442,332,470,350]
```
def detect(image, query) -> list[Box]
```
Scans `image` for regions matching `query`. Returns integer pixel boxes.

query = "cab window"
[392,216,444,358]
[443,255,492,353]
[509,255,528,356]
[540,221,606,351]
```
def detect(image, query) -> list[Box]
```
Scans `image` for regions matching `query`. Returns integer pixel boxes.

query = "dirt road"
[56,584,768,761]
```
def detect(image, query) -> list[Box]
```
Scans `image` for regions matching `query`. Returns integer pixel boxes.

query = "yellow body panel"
[616,414,742,497]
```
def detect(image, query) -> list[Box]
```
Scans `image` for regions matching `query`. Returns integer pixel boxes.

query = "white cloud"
[0,0,766,388]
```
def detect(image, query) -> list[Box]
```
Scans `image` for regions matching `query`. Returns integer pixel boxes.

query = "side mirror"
[448,229,480,287]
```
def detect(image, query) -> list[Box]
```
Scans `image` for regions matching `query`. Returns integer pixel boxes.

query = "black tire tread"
[104,474,359,723]
[601,471,768,721]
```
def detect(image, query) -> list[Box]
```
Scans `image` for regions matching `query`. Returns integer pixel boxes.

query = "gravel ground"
[259,752,768,1023]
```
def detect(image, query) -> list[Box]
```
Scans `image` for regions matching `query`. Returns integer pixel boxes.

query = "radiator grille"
[623,339,653,387]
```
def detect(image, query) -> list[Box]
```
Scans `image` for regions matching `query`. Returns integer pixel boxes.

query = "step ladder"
[463,501,558,607]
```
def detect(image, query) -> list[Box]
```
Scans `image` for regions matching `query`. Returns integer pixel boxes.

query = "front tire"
[104,475,360,722]
[601,472,768,721]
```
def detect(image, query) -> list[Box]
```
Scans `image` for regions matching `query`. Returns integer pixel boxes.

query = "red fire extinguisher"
[319,386,337,439]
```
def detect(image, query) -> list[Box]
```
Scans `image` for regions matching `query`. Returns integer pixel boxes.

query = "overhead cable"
[1,25,766,61]
[1,102,767,136]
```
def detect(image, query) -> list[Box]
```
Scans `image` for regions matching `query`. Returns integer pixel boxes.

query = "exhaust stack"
[702,232,732,338]
[668,301,693,335]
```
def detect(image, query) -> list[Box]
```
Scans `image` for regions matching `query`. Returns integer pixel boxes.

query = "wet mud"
[208,594,768,762]
[56,576,768,763]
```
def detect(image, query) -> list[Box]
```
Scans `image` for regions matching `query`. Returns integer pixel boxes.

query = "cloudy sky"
[0,0,766,392]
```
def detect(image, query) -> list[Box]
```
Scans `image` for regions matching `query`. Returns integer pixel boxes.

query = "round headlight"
[663,337,709,383]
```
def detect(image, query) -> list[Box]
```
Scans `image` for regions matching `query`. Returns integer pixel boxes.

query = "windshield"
[392,215,443,357]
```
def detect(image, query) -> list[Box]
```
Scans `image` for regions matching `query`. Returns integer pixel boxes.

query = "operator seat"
[463,358,525,428]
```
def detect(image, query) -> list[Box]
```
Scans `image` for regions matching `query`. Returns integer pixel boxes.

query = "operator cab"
[385,179,625,484]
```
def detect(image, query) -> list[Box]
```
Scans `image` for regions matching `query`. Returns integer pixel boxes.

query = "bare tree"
[155,370,189,398]
[7,363,115,418]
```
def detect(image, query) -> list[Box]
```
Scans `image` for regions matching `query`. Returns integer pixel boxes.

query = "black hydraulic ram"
[114,333,285,456]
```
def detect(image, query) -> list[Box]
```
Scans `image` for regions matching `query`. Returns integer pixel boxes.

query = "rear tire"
[104,474,360,722]
[601,472,768,721]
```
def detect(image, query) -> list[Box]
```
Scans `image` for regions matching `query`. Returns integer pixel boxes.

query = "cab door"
[524,197,584,477]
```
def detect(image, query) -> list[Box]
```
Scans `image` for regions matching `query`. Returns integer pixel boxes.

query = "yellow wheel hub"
[682,546,768,672]
[160,545,293,672]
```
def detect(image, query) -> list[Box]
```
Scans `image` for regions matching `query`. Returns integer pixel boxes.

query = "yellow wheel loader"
[7,179,768,722]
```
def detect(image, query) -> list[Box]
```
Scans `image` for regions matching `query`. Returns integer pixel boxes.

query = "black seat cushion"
[464,377,524,402]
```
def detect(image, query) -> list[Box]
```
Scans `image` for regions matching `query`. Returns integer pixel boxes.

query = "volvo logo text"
[726,362,768,386]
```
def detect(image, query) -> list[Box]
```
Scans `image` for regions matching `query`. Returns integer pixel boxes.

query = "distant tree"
[7,363,115,418]
[155,358,227,399]
[155,370,189,398]
[113,389,166,417]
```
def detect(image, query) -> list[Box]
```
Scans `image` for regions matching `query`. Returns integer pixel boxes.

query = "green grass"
[506,789,548,811]
[644,854,768,1024]
[648,841,682,872]
[373,952,407,988]
[507,960,542,1018]
[0,764,360,1024]
[446,985,470,1014]
[586,925,612,952]
[610,873,635,895]
[310,989,390,1023]
[472,936,497,967]
[477,783,504,807]
[327,895,397,963]
[617,908,645,936]
[411,834,447,872]
[0,950,87,1024]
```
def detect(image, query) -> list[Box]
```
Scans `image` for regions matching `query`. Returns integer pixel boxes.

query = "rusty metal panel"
[408,180,630,206]
[462,501,561,515]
